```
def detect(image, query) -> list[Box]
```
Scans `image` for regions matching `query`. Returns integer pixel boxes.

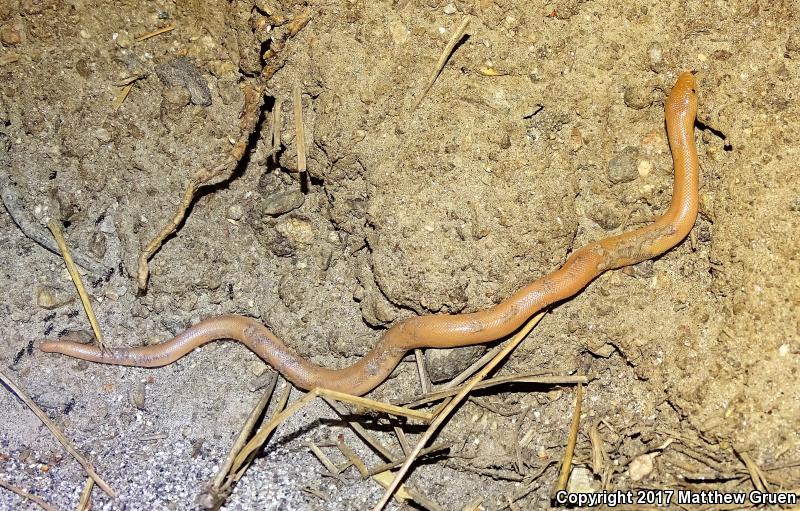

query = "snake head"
[668,71,698,120]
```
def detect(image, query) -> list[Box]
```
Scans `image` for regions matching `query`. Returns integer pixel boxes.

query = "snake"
[40,72,699,396]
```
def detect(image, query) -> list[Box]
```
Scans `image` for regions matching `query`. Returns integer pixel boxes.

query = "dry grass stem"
[0,478,57,511]
[554,383,584,493]
[112,83,134,111]
[209,373,278,492]
[413,16,471,110]
[324,397,399,461]
[438,341,507,390]
[414,349,432,393]
[336,435,369,477]
[372,471,445,511]
[371,312,546,511]
[76,477,93,511]
[292,84,307,175]
[47,219,104,348]
[366,444,450,477]
[400,373,589,408]
[135,23,176,42]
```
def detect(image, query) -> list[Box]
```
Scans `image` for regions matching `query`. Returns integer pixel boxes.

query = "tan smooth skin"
[41,72,699,396]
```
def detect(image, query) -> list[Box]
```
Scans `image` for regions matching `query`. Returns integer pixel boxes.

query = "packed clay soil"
[1,0,799,510]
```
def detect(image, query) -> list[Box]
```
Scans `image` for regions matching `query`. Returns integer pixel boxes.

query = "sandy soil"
[1,0,799,509]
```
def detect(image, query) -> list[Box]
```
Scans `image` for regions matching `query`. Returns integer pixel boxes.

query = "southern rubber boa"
[41,72,699,396]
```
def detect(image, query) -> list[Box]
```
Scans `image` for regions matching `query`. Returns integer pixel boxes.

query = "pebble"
[162,86,191,108]
[590,204,623,230]
[89,232,107,258]
[275,216,314,246]
[94,127,112,143]
[35,390,74,411]
[647,42,664,72]
[114,30,133,49]
[629,452,657,481]
[443,3,457,14]
[567,466,595,493]
[789,197,800,212]
[131,382,146,410]
[36,287,60,309]
[637,159,652,177]
[425,346,485,383]
[261,190,304,217]
[786,32,800,55]
[248,360,267,376]
[607,146,640,184]
[624,85,652,110]
[226,204,244,221]
[155,57,212,106]
[249,371,276,392]
[75,59,92,78]
[0,21,23,46]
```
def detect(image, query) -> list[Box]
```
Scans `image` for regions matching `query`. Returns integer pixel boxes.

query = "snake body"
[41,72,699,396]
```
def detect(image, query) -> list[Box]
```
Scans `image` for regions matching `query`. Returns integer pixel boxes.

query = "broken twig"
[136,82,264,292]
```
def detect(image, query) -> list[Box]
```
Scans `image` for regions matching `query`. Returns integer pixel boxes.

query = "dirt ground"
[1,0,799,509]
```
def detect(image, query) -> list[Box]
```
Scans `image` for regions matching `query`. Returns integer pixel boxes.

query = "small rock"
[131,382,146,410]
[75,59,92,78]
[629,452,657,481]
[130,303,151,319]
[226,204,244,221]
[787,32,800,56]
[249,371,276,392]
[114,30,133,49]
[87,233,106,260]
[360,292,397,326]
[443,3,457,14]
[94,127,112,143]
[35,391,73,410]
[261,190,305,217]
[789,197,800,211]
[696,223,712,243]
[647,42,664,72]
[60,329,94,343]
[217,77,240,106]
[624,85,652,110]
[162,85,191,108]
[589,204,623,230]
[36,287,60,309]
[277,273,308,312]
[586,338,616,358]
[195,273,222,291]
[248,360,267,376]
[0,22,23,46]
[637,159,652,177]
[425,346,485,383]
[566,466,595,493]
[622,259,654,278]
[607,146,640,184]
[155,57,212,106]
[98,215,116,234]
[275,216,314,246]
